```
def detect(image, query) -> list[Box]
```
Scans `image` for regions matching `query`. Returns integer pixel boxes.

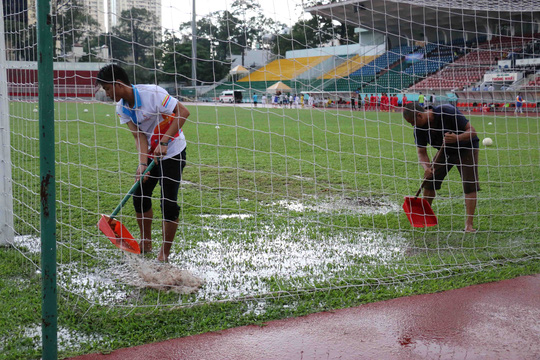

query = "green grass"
[1,101,539,359]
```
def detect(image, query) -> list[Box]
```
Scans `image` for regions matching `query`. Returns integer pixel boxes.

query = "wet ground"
[69,274,540,360]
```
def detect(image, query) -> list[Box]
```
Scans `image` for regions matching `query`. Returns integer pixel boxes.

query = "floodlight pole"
[37,0,58,358]
[191,0,197,89]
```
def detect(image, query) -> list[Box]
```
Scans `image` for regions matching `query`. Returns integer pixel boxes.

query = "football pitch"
[1,101,539,358]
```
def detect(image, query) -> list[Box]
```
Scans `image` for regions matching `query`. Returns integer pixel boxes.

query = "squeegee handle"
[110,159,156,218]
[415,145,446,198]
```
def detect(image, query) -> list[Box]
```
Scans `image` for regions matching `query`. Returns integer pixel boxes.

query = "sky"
[161,0,306,31]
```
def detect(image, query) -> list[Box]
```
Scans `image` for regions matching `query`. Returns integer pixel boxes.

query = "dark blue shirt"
[414,105,479,151]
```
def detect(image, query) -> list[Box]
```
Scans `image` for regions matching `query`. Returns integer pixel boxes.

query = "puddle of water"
[125,255,204,294]
[8,195,406,306]
[57,264,130,305]
[4,324,107,353]
[180,223,406,302]
[200,214,253,219]
[274,196,400,215]
[9,235,41,254]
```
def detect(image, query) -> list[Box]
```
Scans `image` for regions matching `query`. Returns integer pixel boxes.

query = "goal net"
[1,0,539,355]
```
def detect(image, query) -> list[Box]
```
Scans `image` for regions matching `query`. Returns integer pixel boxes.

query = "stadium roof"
[305,0,540,42]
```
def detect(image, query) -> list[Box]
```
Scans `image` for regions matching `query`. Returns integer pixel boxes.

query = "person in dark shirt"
[403,102,480,232]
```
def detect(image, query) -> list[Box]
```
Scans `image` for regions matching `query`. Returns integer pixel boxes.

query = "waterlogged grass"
[1,101,539,359]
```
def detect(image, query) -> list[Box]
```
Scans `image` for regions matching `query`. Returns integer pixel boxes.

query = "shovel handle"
[415,145,446,198]
[110,159,156,219]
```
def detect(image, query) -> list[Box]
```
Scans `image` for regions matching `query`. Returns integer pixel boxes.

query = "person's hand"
[136,163,148,183]
[424,167,433,180]
[153,143,169,158]
[443,132,458,144]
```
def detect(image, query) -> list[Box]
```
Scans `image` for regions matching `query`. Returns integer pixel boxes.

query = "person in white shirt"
[96,64,189,262]
[307,93,314,107]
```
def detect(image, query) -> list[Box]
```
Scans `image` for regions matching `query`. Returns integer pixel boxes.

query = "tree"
[3,19,37,61]
[52,0,100,57]
[178,3,286,64]
[158,31,229,85]
[272,15,336,56]
[107,7,162,82]
[110,8,161,64]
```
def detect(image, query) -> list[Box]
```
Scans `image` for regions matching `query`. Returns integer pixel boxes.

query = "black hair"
[402,102,425,122]
[96,64,131,86]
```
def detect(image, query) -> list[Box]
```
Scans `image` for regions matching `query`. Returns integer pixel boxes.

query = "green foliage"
[3,19,37,61]
[273,15,337,56]
[159,34,229,84]
[52,0,100,56]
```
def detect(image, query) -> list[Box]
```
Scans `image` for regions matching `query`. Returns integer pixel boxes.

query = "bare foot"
[157,247,168,263]
[139,240,152,254]
[464,226,477,233]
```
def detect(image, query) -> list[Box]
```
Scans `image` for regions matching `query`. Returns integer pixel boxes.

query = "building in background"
[108,0,162,30]
[83,0,107,34]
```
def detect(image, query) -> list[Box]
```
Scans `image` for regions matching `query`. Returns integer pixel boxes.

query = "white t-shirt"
[116,84,186,160]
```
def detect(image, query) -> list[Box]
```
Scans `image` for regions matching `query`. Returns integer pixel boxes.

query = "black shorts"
[133,149,186,221]
[424,148,480,194]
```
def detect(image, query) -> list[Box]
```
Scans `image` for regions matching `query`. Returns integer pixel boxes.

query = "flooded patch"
[273,196,400,215]
[179,223,406,302]
[15,195,406,307]
[3,324,107,353]
[8,235,41,254]
[200,214,253,220]
[57,255,204,305]
[126,255,204,294]
[243,300,268,316]
[57,264,130,305]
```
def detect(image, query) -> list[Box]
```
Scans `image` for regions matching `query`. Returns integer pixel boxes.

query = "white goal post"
[0,3,13,247]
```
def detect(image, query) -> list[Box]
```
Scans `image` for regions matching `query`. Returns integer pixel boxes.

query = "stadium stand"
[412,35,535,91]
[211,34,539,98]
[319,55,379,80]
[412,66,490,90]
[527,76,540,87]
[349,45,416,77]
[238,56,330,82]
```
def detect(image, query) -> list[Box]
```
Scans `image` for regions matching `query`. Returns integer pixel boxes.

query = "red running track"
[69,274,540,360]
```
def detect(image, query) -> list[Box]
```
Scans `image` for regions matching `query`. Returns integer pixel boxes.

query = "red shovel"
[403,182,438,228]
[97,160,156,253]
[403,146,445,228]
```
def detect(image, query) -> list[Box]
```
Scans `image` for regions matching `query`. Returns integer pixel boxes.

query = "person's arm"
[443,122,477,144]
[417,147,433,179]
[153,101,190,157]
[126,121,150,181]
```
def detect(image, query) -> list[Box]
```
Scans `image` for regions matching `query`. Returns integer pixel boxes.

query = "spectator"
[515,93,524,114]
[380,93,389,111]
